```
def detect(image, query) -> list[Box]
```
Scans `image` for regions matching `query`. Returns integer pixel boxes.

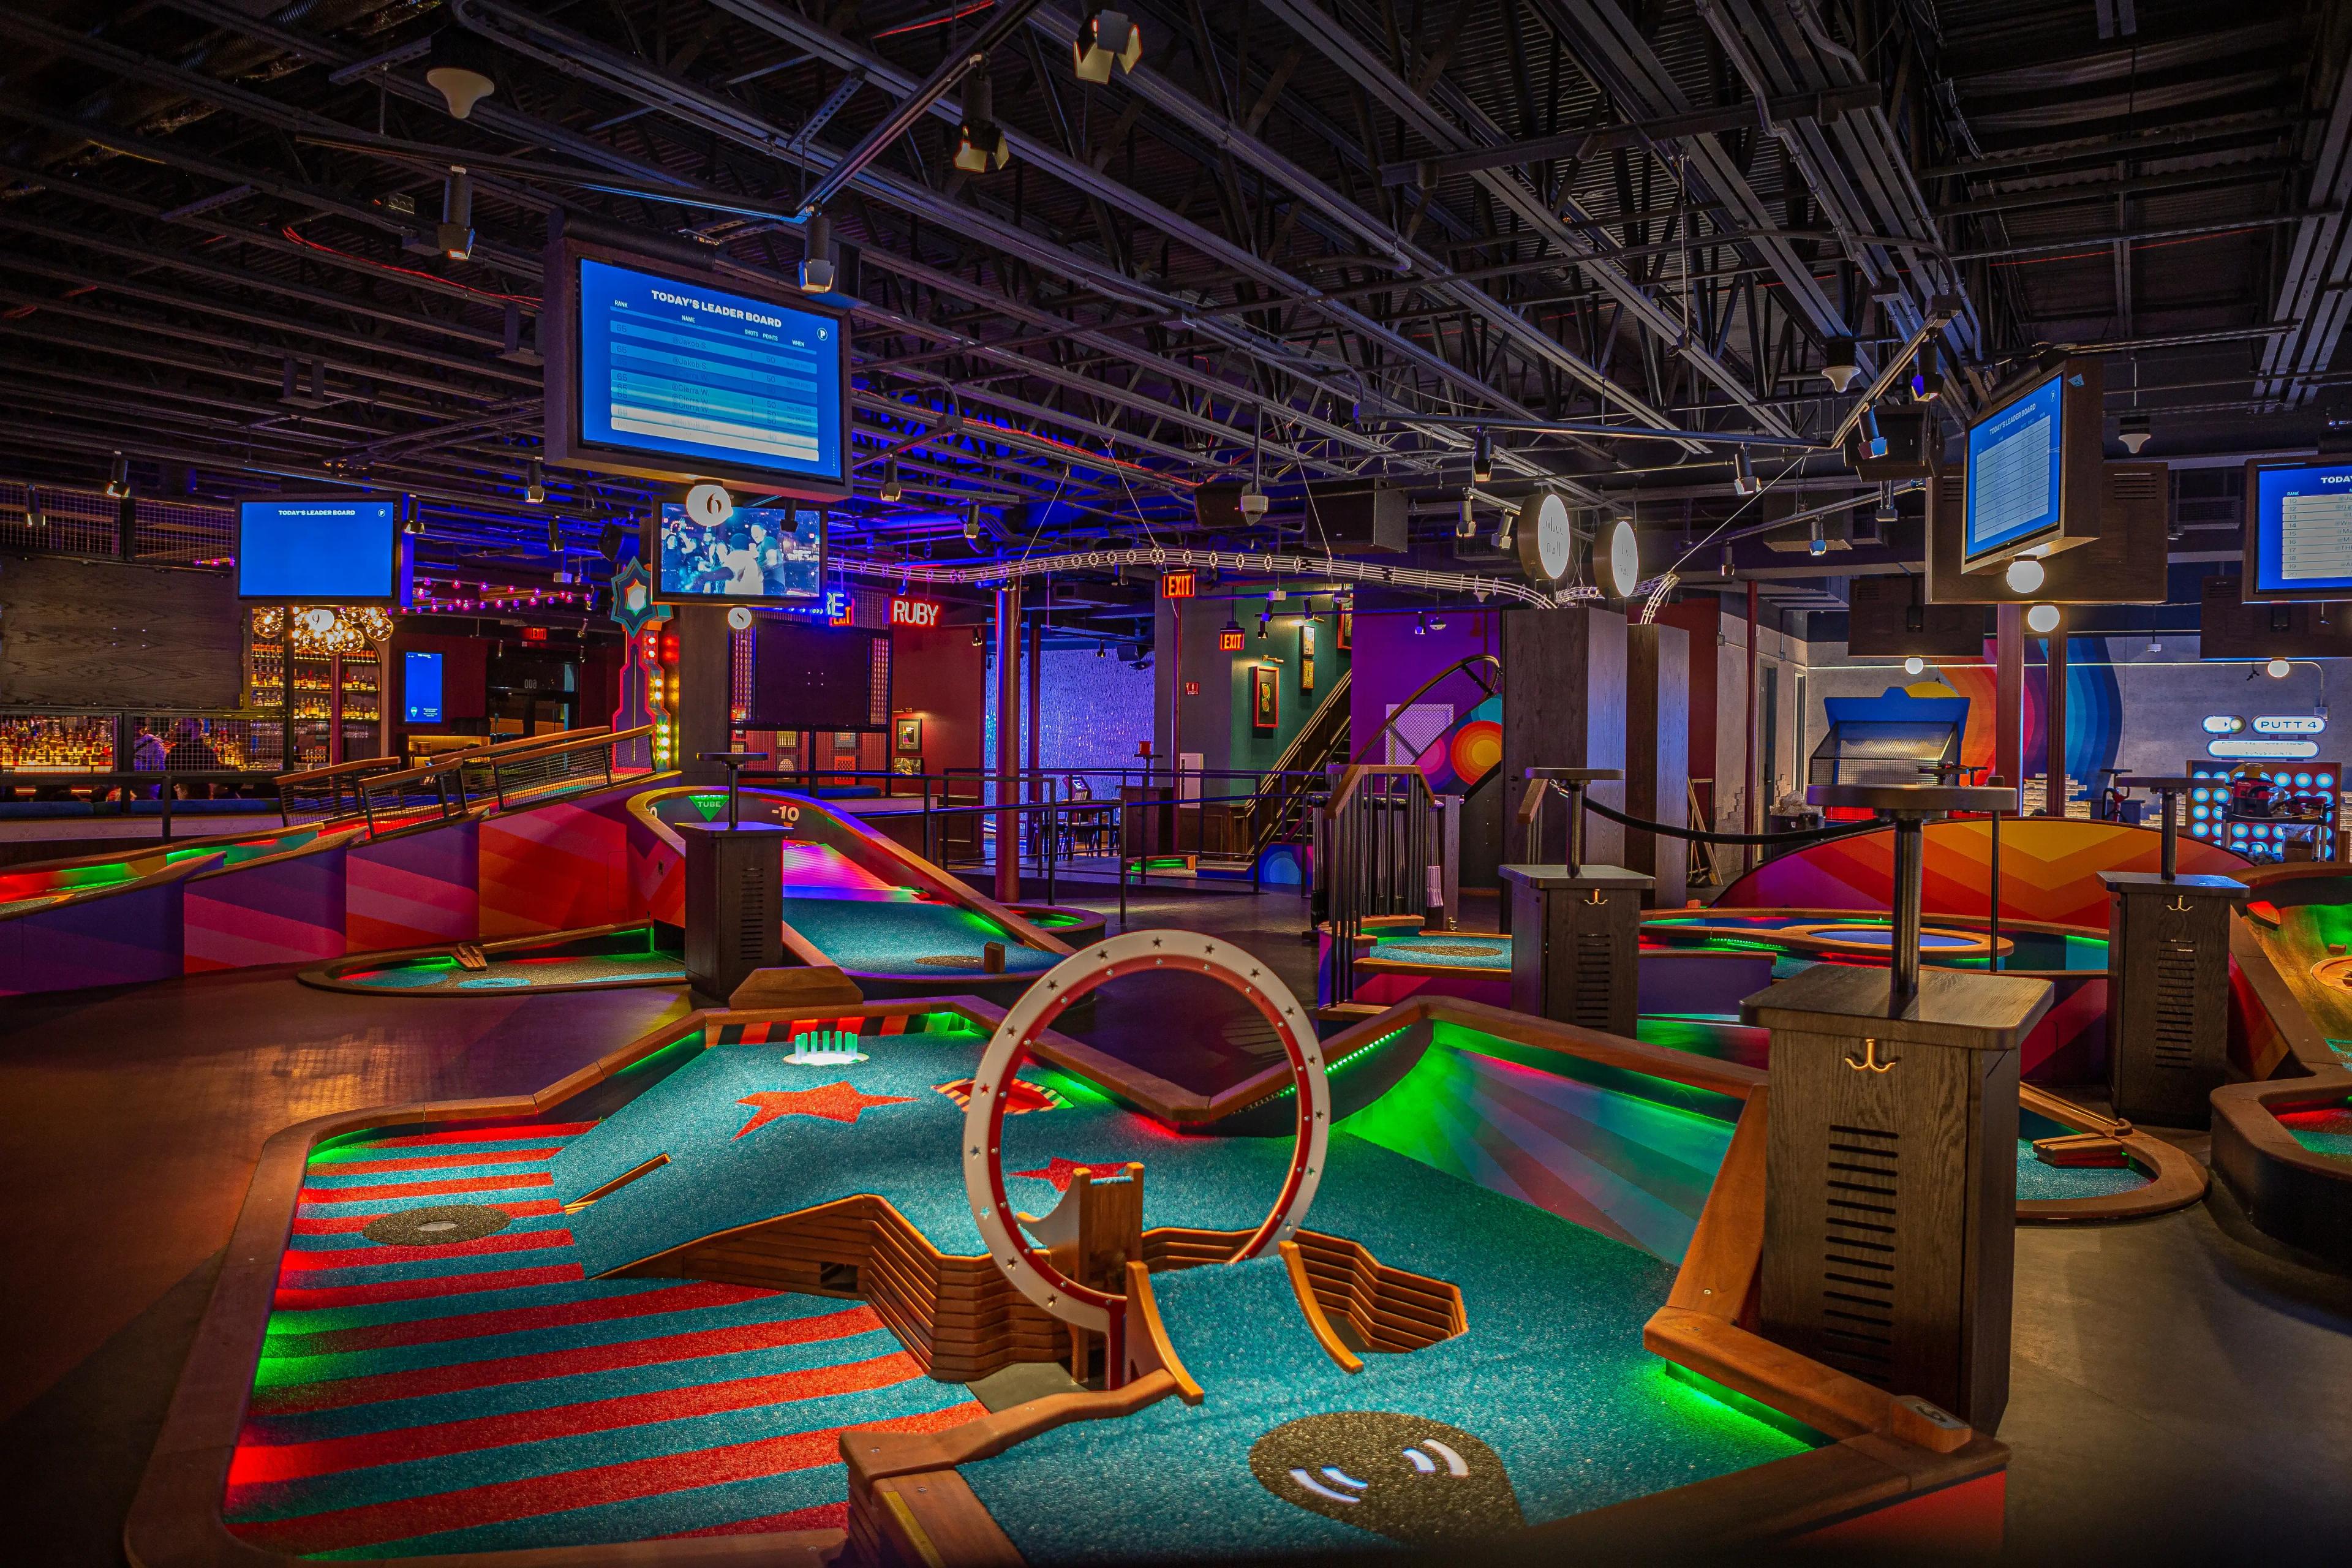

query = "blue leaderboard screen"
[236,494,404,603]
[403,651,444,725]
[2250,462,2352,597]
[576,257,846,486]
[1962,372,2065,565]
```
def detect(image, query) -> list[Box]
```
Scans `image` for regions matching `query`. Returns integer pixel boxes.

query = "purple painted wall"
[1348,608,1502,766]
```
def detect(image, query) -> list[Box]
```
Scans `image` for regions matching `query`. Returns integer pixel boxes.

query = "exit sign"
[1161,571,1196,599]
[521,626,547,643]
[889,595,942,628]
[1218,629,1245,652]
[1183,680,1201,695]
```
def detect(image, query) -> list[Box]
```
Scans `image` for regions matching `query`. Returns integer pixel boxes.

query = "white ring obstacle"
[960,930,1331,1341]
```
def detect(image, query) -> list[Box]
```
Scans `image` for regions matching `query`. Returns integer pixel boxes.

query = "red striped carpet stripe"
[232,1401,982,1555]
[274,1262,584,1313]
[281,1228,575,1273]
[250,1305,884,1414]
[354,1123,595,1148]
[262,1281,769,1357]
[299,1172,556,1205]
[661,1501,848,1538]
[229,1350,924,1485]
[293,1199,566,1235]
[309,1147,564,1176]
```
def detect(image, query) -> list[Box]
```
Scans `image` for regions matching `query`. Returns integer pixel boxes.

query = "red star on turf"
[733,1082,915,1140]
[1014,1156,1131,1193]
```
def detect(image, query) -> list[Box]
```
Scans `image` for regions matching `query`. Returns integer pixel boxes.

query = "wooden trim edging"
[2016,1084,2209,1223]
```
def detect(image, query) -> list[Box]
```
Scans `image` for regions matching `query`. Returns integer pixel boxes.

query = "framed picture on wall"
[1301,646,1316,695]
[891,755,922,777]
[1335,609,1352,651]
[1252,663,1279,729]
[894,715,922,753]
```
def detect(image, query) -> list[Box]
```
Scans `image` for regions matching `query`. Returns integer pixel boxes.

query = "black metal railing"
[1319,764,1438,1006]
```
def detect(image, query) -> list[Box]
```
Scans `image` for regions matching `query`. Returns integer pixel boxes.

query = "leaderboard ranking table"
[2280,488,2352,584]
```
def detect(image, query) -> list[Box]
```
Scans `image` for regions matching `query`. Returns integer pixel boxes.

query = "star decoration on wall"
[1014,1156,1135,1193]
[733,1082,915,1139]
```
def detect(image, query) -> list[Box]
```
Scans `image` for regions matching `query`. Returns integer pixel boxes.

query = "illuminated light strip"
[832,545,1596,609]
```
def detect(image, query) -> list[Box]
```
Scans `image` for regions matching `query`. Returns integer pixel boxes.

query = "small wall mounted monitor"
[647,502,824,605]
[402,650,444,724]
[2242,458,2352,601]
[1962,372,2065,567]
[236,493,408,603]
[546,239,851,497]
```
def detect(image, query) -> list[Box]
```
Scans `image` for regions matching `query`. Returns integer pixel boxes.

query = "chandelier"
[252,604,397,655]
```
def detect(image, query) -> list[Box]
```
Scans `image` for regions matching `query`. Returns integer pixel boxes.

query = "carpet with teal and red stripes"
[224,1119,980,1559]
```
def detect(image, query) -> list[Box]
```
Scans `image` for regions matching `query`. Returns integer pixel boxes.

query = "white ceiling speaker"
[1517,492,1575,584]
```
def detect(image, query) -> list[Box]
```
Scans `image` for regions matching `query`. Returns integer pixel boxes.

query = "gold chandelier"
[253,604,396,655]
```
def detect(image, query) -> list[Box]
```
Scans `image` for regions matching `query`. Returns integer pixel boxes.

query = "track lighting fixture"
[1732,447,1760,497]
[402,510,423,537]
[1491,503,1515,552]
[1257,610,1272,639]
[799,213,837,294]
[1456,489,1477,540]
[2119,410,2152,454]
[1859,404,1887,460]
[1719,543,1732,577]
[1875,483,1898,526]
[879,461,903,503]
[953,72,1011,174]
[1072,9,1142,82]
[24,486,42,533]
[437,168,473,262]
[971,625,986,647]
[1471,429,1493,484]
[524,456,545,505]
[1910,345,1939,401]
[546,516,562,556]
[2005,556,2046,594]
[424,30,498,121]
[1808,518,1827,557]
[104,451,130,500]
[964,502,983,543]
[1412,612,1428,637]
[1822,335,1861,393]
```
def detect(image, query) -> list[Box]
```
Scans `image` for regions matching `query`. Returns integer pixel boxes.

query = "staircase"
[1246,669,1351,860]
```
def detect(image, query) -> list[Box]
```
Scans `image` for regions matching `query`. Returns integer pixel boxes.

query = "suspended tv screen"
[744,619,890,732]
[236,492,410,604]
[645,500,824,606]
[545,239,851,497]
[1958,356,2103,573]
[2242,458,2352,601]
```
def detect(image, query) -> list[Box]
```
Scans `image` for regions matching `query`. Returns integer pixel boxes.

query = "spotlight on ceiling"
[524,455,545,505]
[1904,655,1926,676]
[2026,602,2061,635]
[879,461,903,503]
[1875,482,1899,526]
[1732,447,1761,497]
[402,510,423,537]
[424,30,498,120]
[437,167,473,261]
[1429,609,1449,631]
[799,213,837,294]
[1412,612,1428,636]
[971,625,986,647]
[1456,489,1477,540]
[1719,543,1733,577]
[546,516,562,556]
[1822,335,1861,393]
[1257,610,1271,639]
[103,451,130,500]
[953,72,1011,174]
[1072,9,1142,82]
[2005,555,2046,594]
[2119,410,2153,454]
[1859,404,1887,460]
[963,502,983,544]
[2267,656,2293,679]
[1471,429,1493,484]
[1491,503,1516,552]
[1910,345,1940,402]
[1808,518,1827,557]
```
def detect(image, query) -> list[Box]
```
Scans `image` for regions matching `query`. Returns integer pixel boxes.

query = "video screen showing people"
[654,502,823,601]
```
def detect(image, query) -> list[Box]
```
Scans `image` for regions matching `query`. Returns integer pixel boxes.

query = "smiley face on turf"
[1248,1412,1521,1545]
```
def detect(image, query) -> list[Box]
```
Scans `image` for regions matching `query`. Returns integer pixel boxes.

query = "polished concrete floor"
[1,888,2347,1564]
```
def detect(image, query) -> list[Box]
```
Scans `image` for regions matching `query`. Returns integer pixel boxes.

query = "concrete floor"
[1,888,2347,1563]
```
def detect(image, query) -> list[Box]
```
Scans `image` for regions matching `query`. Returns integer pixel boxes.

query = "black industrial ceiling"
[0,0,2342,630]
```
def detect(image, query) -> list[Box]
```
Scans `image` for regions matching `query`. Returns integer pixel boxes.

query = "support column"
[1744,581,1760,865]
[1625,622,1690,908]
[1995,604,2024,811]
[2043,613,2068,815]
[1499,605,1628,865]
[994,582,1022,904]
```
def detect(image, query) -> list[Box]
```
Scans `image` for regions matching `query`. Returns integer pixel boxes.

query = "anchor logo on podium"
[1845,1038,1899,1073]
[2166,894,2192,913]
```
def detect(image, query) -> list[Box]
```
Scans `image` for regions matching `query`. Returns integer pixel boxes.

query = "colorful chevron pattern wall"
[1719,816,2251,930]
[223,1117,981,1557]
[1336,1023,1736,1264]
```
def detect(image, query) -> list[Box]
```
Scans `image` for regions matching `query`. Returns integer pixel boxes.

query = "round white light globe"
[2267,657,2293,679]
[2005,555,2046,594]
[2026,602,2060,634]
[1904,656,1926,676]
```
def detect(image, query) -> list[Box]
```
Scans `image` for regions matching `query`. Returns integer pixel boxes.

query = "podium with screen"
[2243,458,2352,601]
